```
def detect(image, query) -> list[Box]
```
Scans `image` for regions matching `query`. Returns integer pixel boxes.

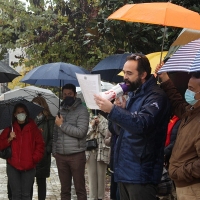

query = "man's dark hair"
[12,103,30,123]
[190,71,200,79]
[126,53,151,80]
[62,83,76,94]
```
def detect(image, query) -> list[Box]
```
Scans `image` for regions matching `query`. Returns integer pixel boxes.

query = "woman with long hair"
[32,96,55,200]
[0,103,44,200]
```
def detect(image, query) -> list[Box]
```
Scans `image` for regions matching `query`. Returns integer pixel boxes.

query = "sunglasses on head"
[129,54,141,60]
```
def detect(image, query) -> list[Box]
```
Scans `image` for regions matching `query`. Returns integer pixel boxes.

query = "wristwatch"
[59,124,62,128]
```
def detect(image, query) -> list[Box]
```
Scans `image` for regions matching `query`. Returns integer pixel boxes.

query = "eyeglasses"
[129,54,141,60]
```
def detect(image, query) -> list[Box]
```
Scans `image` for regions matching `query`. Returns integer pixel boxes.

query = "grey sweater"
[53,98,89,155]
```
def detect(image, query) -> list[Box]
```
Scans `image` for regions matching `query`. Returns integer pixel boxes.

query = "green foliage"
[0,0,199,72]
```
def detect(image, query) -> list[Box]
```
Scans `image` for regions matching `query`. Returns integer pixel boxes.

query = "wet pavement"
[0,157,111,200]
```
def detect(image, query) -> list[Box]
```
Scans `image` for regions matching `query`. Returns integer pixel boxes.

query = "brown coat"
[162,79,200,187]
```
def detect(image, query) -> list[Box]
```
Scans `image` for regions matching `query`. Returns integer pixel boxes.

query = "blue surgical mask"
[184,89,200,105]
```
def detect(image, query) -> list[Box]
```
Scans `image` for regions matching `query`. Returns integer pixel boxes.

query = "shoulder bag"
[86,138,98,151]
[0,146,12,159]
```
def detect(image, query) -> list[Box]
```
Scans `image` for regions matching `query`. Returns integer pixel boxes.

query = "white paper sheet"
[76,73,101,109]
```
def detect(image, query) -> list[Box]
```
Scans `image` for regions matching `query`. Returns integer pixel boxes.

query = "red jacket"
[0,119,44,171]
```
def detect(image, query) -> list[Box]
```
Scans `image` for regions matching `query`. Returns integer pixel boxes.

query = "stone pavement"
[0,157,111,200]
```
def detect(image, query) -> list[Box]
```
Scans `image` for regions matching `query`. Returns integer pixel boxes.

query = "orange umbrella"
[108,2,200,62]
[108,2,200,30]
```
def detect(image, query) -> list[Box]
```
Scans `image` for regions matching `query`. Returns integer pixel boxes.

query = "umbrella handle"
[57,110,61,118]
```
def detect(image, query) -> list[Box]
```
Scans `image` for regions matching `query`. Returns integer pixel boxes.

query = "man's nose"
[124,73,128,80]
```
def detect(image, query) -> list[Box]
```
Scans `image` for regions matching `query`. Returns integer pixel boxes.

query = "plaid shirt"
[85,114,110,164]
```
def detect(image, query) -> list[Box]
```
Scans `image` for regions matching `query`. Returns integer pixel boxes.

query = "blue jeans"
[7,164,35,200]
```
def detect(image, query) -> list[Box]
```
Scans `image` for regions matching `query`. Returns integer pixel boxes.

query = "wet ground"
[0,157,111,200]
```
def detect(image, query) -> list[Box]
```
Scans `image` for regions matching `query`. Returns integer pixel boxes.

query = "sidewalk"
[0,157,111,200]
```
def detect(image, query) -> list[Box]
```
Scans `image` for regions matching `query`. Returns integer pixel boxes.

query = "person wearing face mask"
[31,96,55,200]
[53,83,89,200]
[155,67,200,199]
[94,53,170,200]
[0,103,44,200]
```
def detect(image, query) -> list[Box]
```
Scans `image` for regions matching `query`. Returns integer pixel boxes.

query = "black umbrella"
[0,61,21,83]
[91,53,132,83]
[0,97,43,130]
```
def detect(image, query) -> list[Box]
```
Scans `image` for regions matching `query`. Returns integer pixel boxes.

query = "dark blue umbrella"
[0,61,21,83]
[91,53,132,83]
[20,62,90,112]
[0,97,43,130]
[21,62,90,87]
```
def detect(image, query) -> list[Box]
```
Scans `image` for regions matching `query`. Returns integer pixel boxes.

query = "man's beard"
[124,76,142,92]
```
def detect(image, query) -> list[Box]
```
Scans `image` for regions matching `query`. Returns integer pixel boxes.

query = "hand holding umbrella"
[155,63,170,83]
[8,131,16,143]
[55,114,64,127]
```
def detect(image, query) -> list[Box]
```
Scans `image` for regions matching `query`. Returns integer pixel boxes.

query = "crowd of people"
[1,53,200,200]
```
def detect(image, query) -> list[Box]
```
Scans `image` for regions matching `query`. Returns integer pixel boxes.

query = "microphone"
[100,83,129,101]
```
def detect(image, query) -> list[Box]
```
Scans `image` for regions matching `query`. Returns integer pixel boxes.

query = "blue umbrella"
[91,53,132,83]
[21,62,90,112]
[158,39,200,73]
[21,62,90,87]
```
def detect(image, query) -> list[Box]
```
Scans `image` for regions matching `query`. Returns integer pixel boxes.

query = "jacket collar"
[184,102,200,116]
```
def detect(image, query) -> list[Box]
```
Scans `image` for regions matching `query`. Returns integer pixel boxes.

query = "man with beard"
[94,53,170,200]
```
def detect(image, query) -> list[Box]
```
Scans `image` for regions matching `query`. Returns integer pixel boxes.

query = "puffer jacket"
[53,98,89,155]
[0,119,44,171]
[108,75,170,184]
[35,115,55,178]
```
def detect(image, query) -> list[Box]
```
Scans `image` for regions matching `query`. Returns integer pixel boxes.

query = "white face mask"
[16,113,27,122]
[37,114,44,121]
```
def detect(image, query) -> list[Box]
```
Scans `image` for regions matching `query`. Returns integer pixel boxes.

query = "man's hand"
[114,96,126,109]
[155,62,170,83]
[94,94,113,113]
[55,115,64,127]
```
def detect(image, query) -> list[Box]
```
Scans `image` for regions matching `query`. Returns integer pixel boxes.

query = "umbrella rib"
[22,89,59,109]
